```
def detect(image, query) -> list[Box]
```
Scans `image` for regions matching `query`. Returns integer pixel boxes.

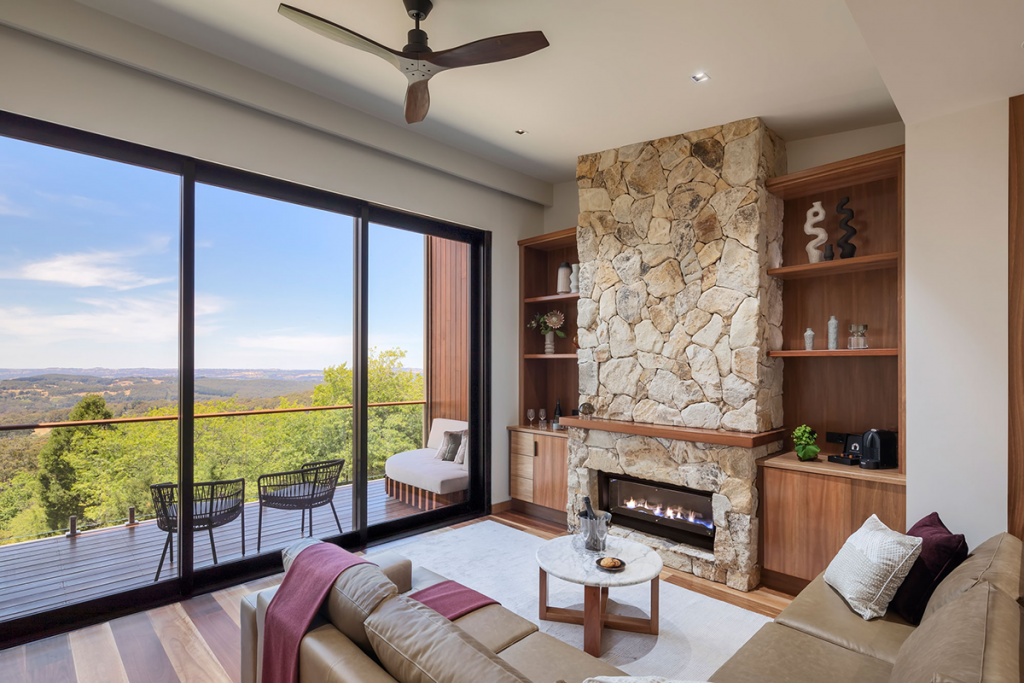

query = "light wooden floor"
[0,510,793,682]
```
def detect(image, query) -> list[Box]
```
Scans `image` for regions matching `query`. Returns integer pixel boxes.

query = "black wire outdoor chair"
[256,458,345,552]
[150,478,245,582]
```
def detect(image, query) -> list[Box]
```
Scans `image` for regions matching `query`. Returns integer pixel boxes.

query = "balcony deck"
[0,478,420,622]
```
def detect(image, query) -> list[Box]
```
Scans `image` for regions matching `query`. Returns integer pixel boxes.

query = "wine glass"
[538,409,547,429]
[527,409,535,427]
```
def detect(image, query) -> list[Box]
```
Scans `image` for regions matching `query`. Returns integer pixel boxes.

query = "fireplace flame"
[619,496,714,529]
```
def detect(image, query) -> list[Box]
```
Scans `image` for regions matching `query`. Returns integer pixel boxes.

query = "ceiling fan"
[278,0,550,124]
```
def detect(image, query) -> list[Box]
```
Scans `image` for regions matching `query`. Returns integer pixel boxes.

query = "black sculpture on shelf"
[823,244,835,261]
[836,197,858,259]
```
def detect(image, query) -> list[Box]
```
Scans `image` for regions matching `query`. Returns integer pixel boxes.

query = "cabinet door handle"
[534,440,538,457]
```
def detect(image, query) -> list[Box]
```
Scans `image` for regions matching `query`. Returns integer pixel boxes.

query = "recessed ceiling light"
[691,72,710,83]
[515,129,528,135]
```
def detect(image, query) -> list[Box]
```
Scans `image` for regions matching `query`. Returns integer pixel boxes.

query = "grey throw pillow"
[454,430,469,465]
[824,514,922,620]
[434,430,462,461]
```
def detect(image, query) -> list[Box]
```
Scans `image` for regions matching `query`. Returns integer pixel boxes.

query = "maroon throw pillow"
[889,512,968,624]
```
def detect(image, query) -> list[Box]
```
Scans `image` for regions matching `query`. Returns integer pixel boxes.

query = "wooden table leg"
[584,585,603,657]
[539,568,548,620]
[650,576,659,635]
[601,586,609,615]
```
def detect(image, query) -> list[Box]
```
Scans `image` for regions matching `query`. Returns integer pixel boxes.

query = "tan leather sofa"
[240,540,625,683]
[710,532,1024,683]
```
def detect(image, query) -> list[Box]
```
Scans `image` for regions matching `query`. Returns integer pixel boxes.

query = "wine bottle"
[553,398,562,430]
[583,496,596,520]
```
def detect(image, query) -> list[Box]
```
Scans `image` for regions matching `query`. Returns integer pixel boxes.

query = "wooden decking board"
[0,479,422,621]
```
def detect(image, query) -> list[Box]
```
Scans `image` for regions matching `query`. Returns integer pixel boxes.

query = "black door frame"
[0,109,493,647]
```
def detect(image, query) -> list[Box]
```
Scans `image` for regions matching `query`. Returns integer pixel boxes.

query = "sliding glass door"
[0,110,490,646]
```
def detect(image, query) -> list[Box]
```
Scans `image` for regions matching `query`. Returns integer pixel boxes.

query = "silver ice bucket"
[577,510,611,553]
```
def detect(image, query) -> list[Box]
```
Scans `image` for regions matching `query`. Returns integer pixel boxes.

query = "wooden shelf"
[760,451,905,486]
[766,146,904,199]
[518,229,578,251]
[769,348,899,358]
[524,293,580,303]
[558,416,785,448]
[767,252,898,280]
[507,424,569,439]
[524,353,578,359]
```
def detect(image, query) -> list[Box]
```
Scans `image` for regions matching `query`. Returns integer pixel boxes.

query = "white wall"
[905,100,1008,546]
[786,121,905,173]
[0,25,544,504]
[543,180,580,233]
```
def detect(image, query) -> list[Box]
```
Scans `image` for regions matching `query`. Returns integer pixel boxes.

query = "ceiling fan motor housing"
[403,0,433,21]
[404,28,430,53]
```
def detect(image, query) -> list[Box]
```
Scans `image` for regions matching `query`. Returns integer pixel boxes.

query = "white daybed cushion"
[426,419,469,449]
[385,448,469,495]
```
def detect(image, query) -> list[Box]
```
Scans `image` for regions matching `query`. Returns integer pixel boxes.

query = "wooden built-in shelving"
[524,292,580,303]
[524,354,578,359]
[507,424,569,439]
[767,252,898,280]
[759,146,906,593]
[759,451,905,486]
[559,416,785,449]
[769,348,898,358]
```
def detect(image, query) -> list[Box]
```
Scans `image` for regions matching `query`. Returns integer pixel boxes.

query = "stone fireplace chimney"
[568,118,786,591]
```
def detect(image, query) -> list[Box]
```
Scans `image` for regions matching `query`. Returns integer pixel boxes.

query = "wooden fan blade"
[404,79,430,124]
[425,31,549,69]
[279,4,402,69]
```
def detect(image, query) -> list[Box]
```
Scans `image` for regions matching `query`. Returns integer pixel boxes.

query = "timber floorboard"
[1,510,794,681]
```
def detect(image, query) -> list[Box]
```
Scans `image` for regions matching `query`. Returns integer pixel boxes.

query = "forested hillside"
[0,348,424,544]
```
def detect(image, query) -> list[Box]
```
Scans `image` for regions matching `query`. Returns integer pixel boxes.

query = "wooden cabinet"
[760,454,906,585]
[506,426,568,523]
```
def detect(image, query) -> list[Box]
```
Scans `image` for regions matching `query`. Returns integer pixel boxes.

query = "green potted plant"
[528,310,567,354]
[792,424,821,461]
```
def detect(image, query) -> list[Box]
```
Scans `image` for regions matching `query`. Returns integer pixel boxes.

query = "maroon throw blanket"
[262,544,368,683]
[409,579,498,621]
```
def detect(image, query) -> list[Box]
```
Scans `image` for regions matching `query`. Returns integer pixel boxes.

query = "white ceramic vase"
[556,262,572,294]
[544,331,555,354]
[570,264,580,293]
[804,328,815,350]
[828,316,839,350]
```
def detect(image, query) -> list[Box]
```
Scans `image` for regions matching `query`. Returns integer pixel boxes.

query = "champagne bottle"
[553,398,562,430]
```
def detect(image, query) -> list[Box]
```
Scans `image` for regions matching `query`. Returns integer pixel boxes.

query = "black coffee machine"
[827,429,898,469]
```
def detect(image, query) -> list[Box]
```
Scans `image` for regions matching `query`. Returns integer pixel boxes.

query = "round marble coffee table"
[536,535,663,656]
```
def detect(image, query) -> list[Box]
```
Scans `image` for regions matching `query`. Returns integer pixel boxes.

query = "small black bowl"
[595,557,627,573]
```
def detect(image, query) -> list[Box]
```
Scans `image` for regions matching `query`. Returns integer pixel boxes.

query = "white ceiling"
[79,0,901,183]
[846,0,1024,124]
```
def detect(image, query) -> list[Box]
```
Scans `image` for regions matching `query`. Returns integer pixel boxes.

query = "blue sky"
[0,135,425,371]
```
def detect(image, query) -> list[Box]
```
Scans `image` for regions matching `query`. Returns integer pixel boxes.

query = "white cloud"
[0,294,226,344]
[236,333,352,354]
[0,193,30,217]
[6,248,173,290]
[35,191,127,215]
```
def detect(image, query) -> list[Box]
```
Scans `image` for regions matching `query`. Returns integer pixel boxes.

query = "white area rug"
[386,520,769,680]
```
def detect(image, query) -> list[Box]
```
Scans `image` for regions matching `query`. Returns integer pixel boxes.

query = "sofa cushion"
[708,623,893,683]
[889,581,1021,683]
[498,631,627,683]
[923,533,1022,622]
[889,512,968,625]
[453,603,538,654]
[824,514,922,620]
[774,573,915,664]
[365,595,531,683]
[384,448,470,494]
[299,624,400,683]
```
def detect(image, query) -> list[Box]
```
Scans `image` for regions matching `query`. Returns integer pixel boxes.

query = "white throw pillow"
[824,514,922,620]
[454,430,469,465]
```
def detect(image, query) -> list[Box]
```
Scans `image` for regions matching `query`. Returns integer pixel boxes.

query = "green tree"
[37,394,112,530]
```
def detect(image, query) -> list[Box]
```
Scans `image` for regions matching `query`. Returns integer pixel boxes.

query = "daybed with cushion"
[710,531,1024,683]
[241,538,625,683]
[384,418,469,511]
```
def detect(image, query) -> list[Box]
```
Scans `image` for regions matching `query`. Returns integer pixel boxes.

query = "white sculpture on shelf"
[803,201,828,264]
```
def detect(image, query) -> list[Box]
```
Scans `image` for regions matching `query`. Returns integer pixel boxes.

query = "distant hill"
[0,371,322,426]
[0,368,324,381]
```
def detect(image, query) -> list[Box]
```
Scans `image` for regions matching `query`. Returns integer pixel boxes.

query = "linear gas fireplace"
[598,472,715,549]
